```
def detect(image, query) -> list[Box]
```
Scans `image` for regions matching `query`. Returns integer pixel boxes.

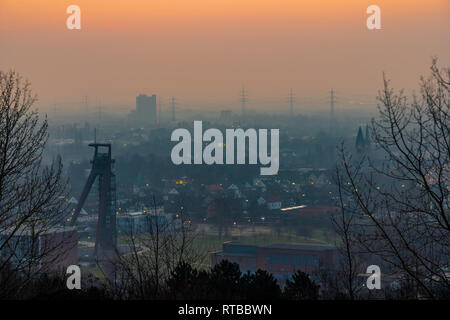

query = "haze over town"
[0,0,449,303]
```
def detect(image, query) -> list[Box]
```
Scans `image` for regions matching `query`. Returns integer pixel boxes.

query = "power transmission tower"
[330,89,335,119]
[83,95,89,115]
[170,96,176,121]
[158,96,162,124]
[288,88,295,116]
[240,87,247,116]
[52,103,59,115]
[329,88,336,133]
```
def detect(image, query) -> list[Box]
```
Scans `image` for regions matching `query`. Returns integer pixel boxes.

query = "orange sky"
[1,0,449,111]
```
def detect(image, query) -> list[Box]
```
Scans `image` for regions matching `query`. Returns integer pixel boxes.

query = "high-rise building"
[136,94,157,124]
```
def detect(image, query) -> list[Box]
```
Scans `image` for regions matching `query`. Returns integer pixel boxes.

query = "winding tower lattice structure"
[70,143,117,256]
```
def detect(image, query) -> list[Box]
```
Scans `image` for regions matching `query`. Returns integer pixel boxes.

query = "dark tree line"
[0,259,319,300]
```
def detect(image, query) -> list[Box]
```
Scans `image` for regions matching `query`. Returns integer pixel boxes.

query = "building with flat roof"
[211,242,338,282]
[117,207,180,236]
[134,93,157,124]
[0,226,78,273]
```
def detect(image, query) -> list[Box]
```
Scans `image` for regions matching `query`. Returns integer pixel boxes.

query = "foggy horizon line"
[36,94,379,113]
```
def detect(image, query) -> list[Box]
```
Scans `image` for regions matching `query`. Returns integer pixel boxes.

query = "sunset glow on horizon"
[1,0,449,110]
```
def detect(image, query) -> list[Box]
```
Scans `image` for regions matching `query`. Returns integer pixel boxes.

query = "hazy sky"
[1,0,449,111]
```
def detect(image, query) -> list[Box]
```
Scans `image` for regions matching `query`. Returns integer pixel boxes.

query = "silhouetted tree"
[241,269,281,300]
[166,261,210,299]
[207,197,237,238]
[284,270,319,300]
[0,70,69,298]
[104,197,205,299]
[23,273,110,300]
[336,59,450,299]
[331,161,365,300]
[209,260,243,299]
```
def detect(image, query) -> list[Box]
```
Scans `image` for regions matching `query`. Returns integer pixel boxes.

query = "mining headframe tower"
[70,143,117,257]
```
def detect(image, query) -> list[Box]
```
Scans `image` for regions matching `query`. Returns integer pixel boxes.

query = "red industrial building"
[211,242,338,282]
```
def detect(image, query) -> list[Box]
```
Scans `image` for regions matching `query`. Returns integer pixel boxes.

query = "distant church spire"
[355,126,365,153]
[355,124,371,153]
